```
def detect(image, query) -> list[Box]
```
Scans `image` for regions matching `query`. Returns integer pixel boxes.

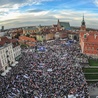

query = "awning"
[15,55,22,60]
[1,67,11,76]
[11,61,18,67]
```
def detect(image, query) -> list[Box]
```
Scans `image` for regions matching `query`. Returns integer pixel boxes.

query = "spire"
[80,14,86,31]
[58,19,59,23]
[83,14,84,21]
[82,14,85,26]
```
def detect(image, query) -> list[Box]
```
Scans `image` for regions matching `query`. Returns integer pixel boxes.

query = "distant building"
[11,39,21,61]
[0,32,6,37]
[80,15,86,31]
[68,31,79,41]
[46,32,55,40]
[80,16,98,57]
[19,36,36,47]
[1,26,4,32]
[55,32,60,39]
[23,26,39,35]
[57,19,71,30]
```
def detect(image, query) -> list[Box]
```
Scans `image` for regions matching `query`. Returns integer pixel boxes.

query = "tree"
[26,34,30,37]
[14,33,20,39]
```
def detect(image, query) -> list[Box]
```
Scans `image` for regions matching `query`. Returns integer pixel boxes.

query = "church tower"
[57,19,60,31]
[80,15,86,31]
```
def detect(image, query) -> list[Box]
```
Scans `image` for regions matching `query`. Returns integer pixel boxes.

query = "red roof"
[19,36,36,42]
[0,37,10,46]
[0,37,18,46]
[53,25,57,27]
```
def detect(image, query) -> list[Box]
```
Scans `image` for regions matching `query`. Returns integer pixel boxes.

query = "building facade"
[80,16,98,57]
[57,19,71,30]
[23,26,39,35]
[19,36,36,47]
[0,43,15,71]
[11,39,21,60]
[0,37,21,71]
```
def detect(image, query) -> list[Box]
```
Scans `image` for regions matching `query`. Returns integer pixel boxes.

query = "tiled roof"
[0,37,10,42]
[0,37,10,46]
[19,36,36,42]
[59,22,70,30]
[0,37,18,47]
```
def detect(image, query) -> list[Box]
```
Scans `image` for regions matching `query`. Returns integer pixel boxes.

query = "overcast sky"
[0,0,98,29]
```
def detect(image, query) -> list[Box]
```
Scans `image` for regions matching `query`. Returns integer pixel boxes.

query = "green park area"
[88,59,98,66]
[83,59,98,82]
[83,68,98,73]
[85,74,98,79]
[83,68,98,79]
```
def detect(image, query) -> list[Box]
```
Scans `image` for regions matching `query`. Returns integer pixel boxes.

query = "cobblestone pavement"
[89,86,98,98]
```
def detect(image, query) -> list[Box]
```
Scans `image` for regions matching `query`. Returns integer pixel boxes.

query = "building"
[0,37,21,71]
[68,31,79,41]
[80,15,86,31]
[55,32,60,39]
[0,31,6,37]
[23,26,39,35]
[59,30,68,39]
[19,36,36,47]
[36,34,45,41]
[80,16,98,57]
[1,26,4,32]
[57,19,71,30]
[7,28,23,39]
[46,32,55,40]
[0,43,15,71]
[11,39,21,61]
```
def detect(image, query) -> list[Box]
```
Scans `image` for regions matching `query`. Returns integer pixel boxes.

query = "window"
[92,47,94,50]
[88,47,90,50]
[85,47,87,50]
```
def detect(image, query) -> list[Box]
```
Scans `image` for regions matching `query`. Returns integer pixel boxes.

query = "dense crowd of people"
[0,39,89,98]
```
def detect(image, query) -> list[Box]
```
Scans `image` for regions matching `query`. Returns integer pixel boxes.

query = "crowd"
[0,39,89,98]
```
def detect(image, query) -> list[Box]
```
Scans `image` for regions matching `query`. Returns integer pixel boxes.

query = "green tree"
[26,34,30,37]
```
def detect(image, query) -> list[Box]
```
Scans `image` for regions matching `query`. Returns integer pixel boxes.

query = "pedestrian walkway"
[89,86,98,97]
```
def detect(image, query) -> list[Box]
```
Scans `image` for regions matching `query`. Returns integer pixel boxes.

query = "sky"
[0,0,98,29]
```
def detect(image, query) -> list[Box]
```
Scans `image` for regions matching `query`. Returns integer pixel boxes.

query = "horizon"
[0,0,98,29]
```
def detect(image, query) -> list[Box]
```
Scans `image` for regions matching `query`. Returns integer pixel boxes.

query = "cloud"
[27,9,45,13]
[1,8,98,29]
[0,0,98,29]
[0,0,54,14]
[0,0,54,7]
[94,0,98,6]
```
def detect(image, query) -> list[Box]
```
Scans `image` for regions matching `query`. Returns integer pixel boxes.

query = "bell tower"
[81,15,86,31]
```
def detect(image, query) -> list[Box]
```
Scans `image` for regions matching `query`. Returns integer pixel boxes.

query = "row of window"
[2,59,8,66]
[85,47,94,50]
[0,46,12,54]
[2,56,14,66]
[14,51,21,57]
[85,43,98,46]
[84,51,97,54]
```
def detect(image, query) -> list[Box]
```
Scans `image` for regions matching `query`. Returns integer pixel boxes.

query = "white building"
[0,31,6,37]
[0,43,15,71]
[0,37,21,72]
[55,32,60,39]
[12,41,21,61]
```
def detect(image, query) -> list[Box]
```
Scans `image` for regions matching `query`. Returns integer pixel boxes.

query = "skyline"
[0,0,98,29]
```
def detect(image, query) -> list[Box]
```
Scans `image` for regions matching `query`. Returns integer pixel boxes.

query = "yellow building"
[46,32,55,40]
